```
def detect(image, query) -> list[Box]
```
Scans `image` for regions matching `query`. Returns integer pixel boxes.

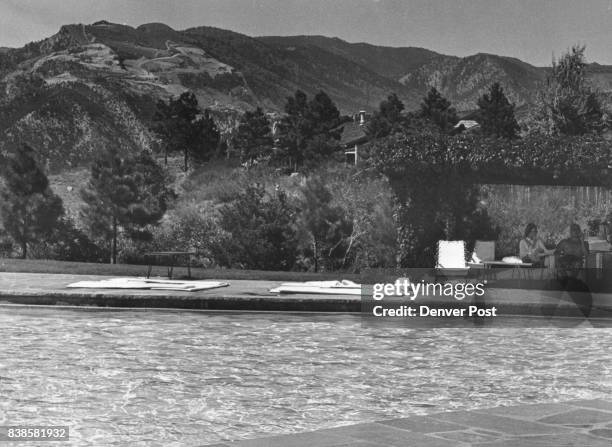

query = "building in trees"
[452,120,481,133]
[341,120,369,165]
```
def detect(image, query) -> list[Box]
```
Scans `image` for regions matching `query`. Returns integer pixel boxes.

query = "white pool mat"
[270,280,362,295]
[67,278,229,292]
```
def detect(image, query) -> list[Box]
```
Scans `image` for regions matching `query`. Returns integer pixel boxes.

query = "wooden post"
[344,145,358,165]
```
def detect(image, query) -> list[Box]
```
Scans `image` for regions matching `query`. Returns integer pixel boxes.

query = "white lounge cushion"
[437,241,467,269]
[270,280,361,295]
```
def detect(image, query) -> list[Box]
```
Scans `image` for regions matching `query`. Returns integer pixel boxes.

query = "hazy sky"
[1,0,611,66]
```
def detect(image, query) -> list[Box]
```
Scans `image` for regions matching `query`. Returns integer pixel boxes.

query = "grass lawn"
[1,258,582,291]
[0,258,362,282]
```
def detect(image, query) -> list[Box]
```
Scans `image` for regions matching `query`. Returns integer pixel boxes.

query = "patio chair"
[436,240,470,278]
[474,240,495,262]
[470,240,496,280]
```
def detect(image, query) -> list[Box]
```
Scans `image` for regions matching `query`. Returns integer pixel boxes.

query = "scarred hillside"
[1,21,611,173]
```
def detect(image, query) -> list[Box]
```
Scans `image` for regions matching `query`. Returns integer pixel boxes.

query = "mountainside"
[0,22,417,112]
[588,63,612,104]
[257,35,440,81]
[400,52,546,110]
[260,35,612,112]
[1,21,611,172]
[0,22,419,172]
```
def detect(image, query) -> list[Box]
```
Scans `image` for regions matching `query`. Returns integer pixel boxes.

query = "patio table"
[144,251,197,279]
[468,260,533,284]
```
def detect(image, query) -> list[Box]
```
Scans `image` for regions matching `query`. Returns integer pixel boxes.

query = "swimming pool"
[1,307,611,446]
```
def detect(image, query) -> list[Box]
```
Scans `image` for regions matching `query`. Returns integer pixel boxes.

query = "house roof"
[340,122,368,147]
[454,120,480,130]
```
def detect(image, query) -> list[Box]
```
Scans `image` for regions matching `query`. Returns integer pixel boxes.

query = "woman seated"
[519,223,553,267]
[555,223,589,277]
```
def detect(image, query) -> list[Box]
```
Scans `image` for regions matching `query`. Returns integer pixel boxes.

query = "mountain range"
[1,21,611,171]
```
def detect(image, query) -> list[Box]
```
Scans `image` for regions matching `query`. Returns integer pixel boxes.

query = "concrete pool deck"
[0,272,359,312]
[2,272,612,318]
[204,399,612,446]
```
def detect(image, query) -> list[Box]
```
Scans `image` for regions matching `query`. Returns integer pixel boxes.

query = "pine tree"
[153,91,219,170]
[232,107,273,164]
[379,93,405,123]
[308,91,341,134]
[303,91,342,165]
[188,109,220,164]
[152,98,174,165]
[530,45,605,135]
[0,143,64,258]
[81,147,172,264]
[276,90,309,170]
[365,93,406,138]
[477,82,520,138]
[420,87,458,131]
[276,90,343,170]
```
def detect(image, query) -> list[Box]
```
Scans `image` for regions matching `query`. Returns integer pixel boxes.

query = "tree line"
[0,45,609,270]
[0,143,173,263]
[0,87,353,268]
[0,143,361,271]
[151,89,346,172]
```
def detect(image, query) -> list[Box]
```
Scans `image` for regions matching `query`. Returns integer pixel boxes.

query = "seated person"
[555,223,588,276]
[519,223,553,266]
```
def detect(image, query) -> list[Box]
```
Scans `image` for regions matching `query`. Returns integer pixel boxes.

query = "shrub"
[180,159,284,204]
[306,164,397,271]
[149,206,224,267]
[28,218,107,262]
[296,175,353,272]
[0,229,14,258]
[215,184,299,270]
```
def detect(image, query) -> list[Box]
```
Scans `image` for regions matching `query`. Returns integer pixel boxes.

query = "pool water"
[1,308,611,446]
